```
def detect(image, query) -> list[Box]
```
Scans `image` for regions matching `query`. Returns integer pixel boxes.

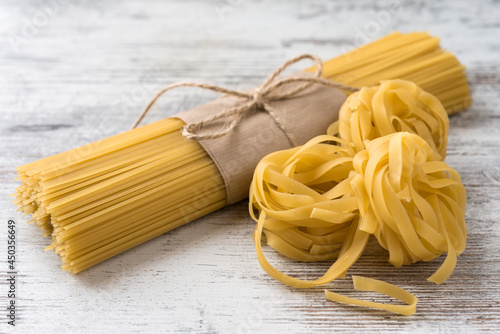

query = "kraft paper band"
[175,72,347,205]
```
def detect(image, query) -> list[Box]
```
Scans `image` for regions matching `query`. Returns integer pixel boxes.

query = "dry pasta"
[14,119,226,273]
[250,132,466,315]
[13,32,470,274]
[308,31,472,114]
[330,80,449,158]
[249,81,467,314]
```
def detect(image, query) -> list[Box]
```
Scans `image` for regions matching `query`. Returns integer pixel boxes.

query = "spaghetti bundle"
[14,119,226,273]
[249,81,467,315]
[310,32,471,113]
[13,31,470,274]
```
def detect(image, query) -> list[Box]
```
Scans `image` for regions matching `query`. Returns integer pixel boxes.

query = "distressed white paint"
[1,0,500,333]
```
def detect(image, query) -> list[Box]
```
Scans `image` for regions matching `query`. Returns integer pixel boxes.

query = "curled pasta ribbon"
[352,132,467,283]
[329,80,449,159]
[325,276,417,316]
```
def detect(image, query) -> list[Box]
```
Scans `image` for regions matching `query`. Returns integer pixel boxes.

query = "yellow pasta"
[325,276,418,316]
[330,80,449,158]
[14,32,470,275]
[14,119,226,274]
[250,132,466,314]
[249,81,467,314]
[309,31,472,114]
[351,132,466,282]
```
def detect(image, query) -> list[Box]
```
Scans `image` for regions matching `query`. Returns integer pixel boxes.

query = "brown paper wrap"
[174,72,347,205]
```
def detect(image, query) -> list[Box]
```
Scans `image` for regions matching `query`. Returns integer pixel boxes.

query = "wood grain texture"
[1,0,500,333]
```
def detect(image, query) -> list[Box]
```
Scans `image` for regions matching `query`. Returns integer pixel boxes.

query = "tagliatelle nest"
[330,80,449,159]
[351,132,466,283]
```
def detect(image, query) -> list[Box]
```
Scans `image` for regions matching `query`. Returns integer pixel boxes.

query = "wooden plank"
[1,0,499,332]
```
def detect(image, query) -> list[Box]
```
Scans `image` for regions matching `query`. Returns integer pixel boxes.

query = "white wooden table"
[1,0,500,332]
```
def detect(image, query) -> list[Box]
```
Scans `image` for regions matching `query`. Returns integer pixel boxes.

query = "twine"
[132,54,359,146]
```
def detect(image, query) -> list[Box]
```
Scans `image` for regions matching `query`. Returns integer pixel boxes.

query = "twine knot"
[133,54,359,146]
[252,87,264,109]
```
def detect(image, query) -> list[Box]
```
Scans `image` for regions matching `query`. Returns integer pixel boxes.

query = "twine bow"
[132,54,359,146]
